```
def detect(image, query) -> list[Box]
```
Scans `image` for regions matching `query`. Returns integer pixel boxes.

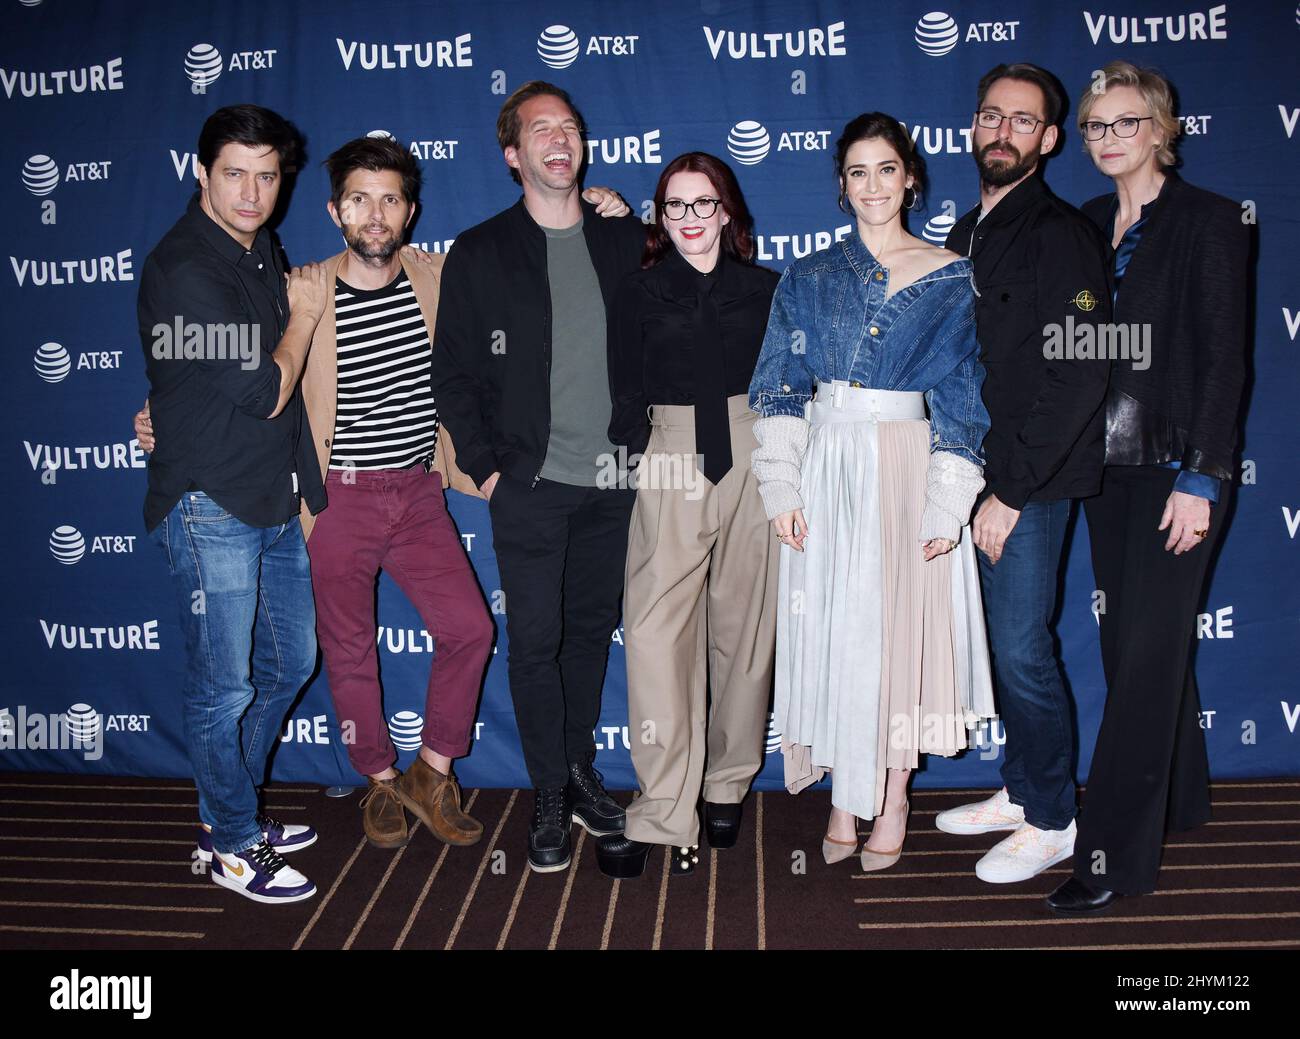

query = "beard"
[343,224,402,263]
[974,140,1039,188]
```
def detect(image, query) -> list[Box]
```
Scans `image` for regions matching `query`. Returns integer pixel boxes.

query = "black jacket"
[607,248,779,457]
[1081,172,1248,481]
[948,175,1112,510]
[430,197,645,489]
[138,194,325,531]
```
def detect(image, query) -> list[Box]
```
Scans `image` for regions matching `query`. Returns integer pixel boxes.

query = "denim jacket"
[747,232,989,468]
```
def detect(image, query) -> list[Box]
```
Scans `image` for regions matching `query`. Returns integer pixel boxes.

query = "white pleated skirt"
[773,382,995,820]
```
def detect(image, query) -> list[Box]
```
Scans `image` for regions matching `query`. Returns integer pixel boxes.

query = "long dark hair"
[833,112,927,212]
[643,151,755,268]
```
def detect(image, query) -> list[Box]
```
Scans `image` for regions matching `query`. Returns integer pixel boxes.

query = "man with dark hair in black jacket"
[430,81,644,874]
[937,64,1112,885]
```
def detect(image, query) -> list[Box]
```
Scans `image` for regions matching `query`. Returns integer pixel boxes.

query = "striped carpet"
[0,773,1297,950]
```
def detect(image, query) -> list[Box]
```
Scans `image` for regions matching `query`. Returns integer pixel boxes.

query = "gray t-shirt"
[538,218,616,486]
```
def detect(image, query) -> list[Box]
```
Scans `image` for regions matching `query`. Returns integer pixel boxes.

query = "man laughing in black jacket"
[431,81,643,874]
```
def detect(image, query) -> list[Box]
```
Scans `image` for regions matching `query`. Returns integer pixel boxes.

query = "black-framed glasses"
[1080,116,1153,141]
[662,197,720,220]
[975,110,1044,134]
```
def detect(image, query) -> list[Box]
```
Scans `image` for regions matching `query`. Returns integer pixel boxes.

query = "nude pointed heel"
[860,799,908,872]
[822,833,860,864]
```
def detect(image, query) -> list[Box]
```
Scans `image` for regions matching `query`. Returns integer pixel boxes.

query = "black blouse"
[607,247,779,456]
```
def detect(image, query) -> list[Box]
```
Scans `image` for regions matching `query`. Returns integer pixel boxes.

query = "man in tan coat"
[142,135,492,850]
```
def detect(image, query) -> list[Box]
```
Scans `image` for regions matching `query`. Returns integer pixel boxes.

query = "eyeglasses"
[975,110,1044,134]
[1080,116,1153,141]
[662,197,720,220]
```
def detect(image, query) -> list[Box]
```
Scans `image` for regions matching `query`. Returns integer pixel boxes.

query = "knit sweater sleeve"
[919,450,985,544]
[751,414,810,520]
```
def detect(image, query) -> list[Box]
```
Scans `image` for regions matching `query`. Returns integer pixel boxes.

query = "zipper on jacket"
[534,227,554,489]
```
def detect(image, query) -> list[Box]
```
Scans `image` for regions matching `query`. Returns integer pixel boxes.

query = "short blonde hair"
[1077,60,1181,168]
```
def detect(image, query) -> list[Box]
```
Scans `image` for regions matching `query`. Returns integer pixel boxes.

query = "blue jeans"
[149,492,316,855]
[977,497,1075,831]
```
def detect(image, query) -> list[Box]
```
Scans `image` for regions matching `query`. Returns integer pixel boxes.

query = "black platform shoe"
[595,834,652,879]
[703,801,743,848]
[671,843,700,877]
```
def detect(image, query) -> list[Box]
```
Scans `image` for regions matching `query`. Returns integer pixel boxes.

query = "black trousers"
[488,474,635,789]
[1075,465,1228,894]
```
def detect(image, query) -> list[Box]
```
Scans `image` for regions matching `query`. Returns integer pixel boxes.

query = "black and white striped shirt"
[329,272,439,470]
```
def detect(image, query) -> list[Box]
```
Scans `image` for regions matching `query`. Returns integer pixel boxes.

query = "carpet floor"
[1,773,1297,950]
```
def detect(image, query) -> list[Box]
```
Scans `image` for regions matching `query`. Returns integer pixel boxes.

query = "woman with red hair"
[596,152,779,879]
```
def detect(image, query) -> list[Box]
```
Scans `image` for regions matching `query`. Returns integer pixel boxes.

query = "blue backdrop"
[2,0,1297,793]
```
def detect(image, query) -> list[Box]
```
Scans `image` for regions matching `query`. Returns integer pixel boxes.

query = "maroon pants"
[309,467,493,776]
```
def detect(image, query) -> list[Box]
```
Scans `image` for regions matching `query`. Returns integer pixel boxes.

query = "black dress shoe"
[595,834,652,879]
[567,753,625,836]
[703,801,743,848]
[528,787,572,874]
[1047,876,1123,915]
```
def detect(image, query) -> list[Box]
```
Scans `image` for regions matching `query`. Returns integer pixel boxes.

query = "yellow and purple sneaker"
[195,813,317,863]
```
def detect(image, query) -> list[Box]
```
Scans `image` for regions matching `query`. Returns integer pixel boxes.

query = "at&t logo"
[726,122,831,166]
[33,342,123,382]
[22,155,57,195]
[536,25,639,69]
[49,526,84,564]
[34,342,70,382]
[367,129,459,161]
[48,526,136,564]
[22,154,112,224]
[389,711,424,750]
[922,214,956,245]
[728,121,770,165]
[184,43,277,93]
[914,11,1020,56]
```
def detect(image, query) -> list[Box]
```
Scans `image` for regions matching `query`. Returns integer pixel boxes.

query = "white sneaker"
[210,840,317,904]
[935,787,1025,835]
[975,820,1076,884]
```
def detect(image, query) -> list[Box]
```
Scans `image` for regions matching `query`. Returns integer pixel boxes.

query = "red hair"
[643,152,756,268]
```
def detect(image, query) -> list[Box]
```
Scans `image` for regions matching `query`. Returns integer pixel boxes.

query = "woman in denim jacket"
[748,113,995,871]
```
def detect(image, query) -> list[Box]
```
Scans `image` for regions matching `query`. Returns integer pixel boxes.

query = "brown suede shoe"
[398,756,483,846]
[360,775,409,849]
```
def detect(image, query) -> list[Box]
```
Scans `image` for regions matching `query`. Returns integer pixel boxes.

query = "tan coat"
[298,249,484,540]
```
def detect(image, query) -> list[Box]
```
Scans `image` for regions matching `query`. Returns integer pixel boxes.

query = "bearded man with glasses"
[939,64,1113,886]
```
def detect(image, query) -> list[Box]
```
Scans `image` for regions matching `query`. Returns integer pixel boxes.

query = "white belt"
[811,380,926,421]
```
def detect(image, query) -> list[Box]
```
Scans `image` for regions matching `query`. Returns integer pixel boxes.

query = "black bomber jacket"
[430,196,645,490]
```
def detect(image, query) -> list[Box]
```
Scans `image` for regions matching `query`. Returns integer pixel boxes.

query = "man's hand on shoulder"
[286,262,329,324]
[400,244,438,266]
[583,186,630,218]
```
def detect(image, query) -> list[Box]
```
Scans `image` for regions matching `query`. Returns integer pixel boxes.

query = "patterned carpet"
[1,772,1297,950]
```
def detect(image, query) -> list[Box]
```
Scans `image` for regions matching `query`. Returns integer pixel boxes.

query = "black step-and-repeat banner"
[2,0,1297,791]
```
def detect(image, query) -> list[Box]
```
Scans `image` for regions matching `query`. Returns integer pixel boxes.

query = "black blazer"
[1081,172,1248,481]
[948,175,1112,510]
[430,197,645,489]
